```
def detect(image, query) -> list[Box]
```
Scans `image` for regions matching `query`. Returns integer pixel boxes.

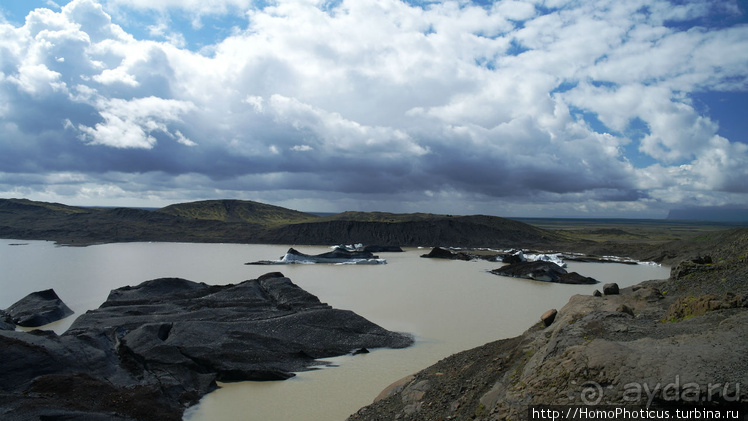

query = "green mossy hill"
[157,200,318,226]
[0,198,91,215]
[0,198,264,245]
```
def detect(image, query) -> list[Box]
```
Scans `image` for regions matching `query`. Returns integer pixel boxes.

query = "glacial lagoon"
[0,240,670,421]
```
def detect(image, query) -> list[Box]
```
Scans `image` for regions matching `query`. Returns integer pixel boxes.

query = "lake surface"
[0,240,671,421]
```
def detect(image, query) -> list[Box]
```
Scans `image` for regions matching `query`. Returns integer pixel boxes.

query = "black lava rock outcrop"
[420,247,472,260]
[246,247,384,264]
[0,310,14,330]
[420,247,508,262]
[5,288,74,327]
[490,261,598,284]
[0,273,412,420]
[360,245,404,253]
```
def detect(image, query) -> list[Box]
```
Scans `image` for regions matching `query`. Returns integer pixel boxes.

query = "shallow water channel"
[0,240,670,421]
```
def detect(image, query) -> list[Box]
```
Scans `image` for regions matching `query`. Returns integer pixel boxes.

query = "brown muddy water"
[0,240,670,421]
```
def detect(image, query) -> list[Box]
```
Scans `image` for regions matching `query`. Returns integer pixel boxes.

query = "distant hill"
[667,206,748,222]
[261,213,567,248]
[0,198,565,248]
[5,198,747,263]
[0,198,93,215]
[0,198,264,245]
[157,199,318,226]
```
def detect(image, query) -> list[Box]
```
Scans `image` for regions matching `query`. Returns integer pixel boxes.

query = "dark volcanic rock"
[260,214,565,249]
[0,273,412,420]
[0,310,14,330]
[559,271,598,285]
[420,247,507,262]
[490,261,598,284]
[500,253,524,264]
[603,282,620,295]
[247,247,384,264]
[5,289,74,327]
[360,245,404,253]
[491,261,564,282]
[289,247,380,262]
[420,247,471,260]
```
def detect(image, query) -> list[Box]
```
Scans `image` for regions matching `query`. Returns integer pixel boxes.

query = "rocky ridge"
[348,230,748,420]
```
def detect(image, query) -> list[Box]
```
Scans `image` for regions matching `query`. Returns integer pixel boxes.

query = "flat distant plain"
[514,217,748,242]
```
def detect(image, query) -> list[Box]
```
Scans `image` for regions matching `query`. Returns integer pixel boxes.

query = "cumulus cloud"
[76,96,195,148]
[103,0,254,16]
[1,0,747,216]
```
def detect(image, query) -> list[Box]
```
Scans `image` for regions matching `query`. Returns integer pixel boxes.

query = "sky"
[0,0,747,218]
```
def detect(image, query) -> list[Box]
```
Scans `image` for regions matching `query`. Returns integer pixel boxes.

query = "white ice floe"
[516,251,567,268]
[333,243,364,251]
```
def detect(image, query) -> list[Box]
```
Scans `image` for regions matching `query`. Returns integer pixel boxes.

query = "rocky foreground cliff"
[349,229,748,420]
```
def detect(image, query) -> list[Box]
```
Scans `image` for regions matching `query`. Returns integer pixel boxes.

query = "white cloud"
[173,130,197,147]
[77,96,195,148]
[243,95,264,112]
[267,94,429,157]
[63,0,130,42]
[93,67,139,86]
[494,1,536,21]
[147,21,187,48]
[103,0,255,16]
[691,136,748,193]
[561,83,724,163]
[291,144,313,152]
[8,63,65,95]
[1,0,747,215]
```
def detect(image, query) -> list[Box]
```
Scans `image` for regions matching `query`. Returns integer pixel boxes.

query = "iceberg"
[514,250,567,268]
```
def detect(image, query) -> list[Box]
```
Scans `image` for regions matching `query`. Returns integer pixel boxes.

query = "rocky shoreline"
[0,273,412,420]
[348,233,748,420]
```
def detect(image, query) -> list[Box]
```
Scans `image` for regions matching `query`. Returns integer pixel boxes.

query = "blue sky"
[1,0,747,217]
